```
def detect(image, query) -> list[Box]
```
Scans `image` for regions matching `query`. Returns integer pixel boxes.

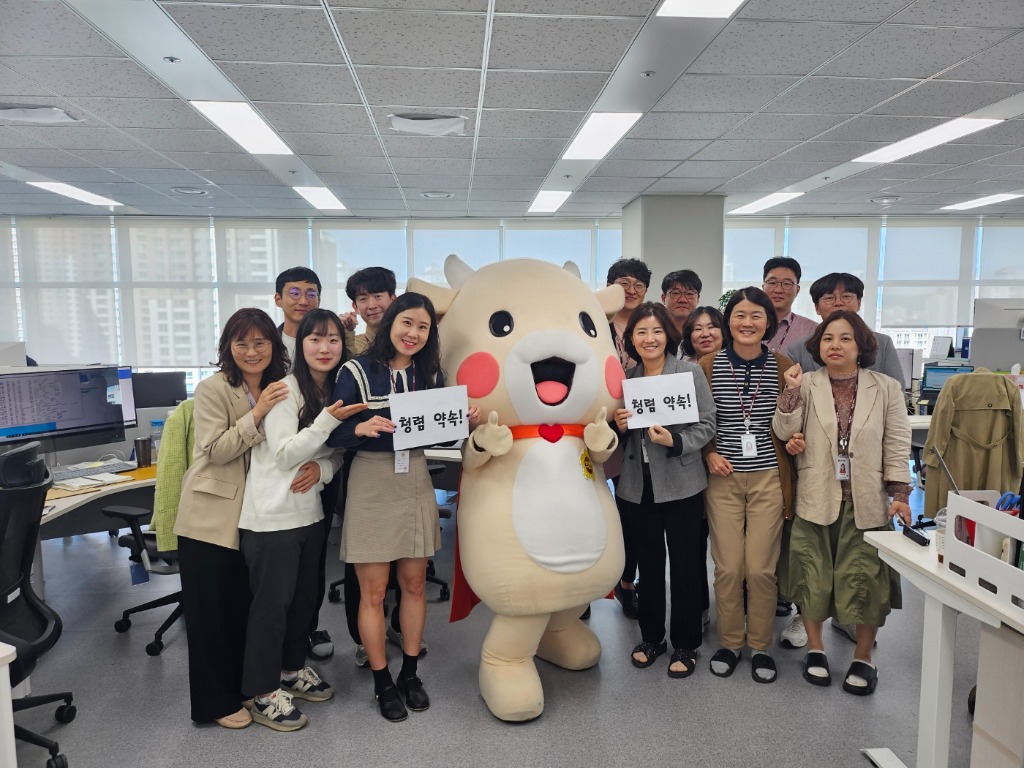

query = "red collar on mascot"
[509,424,585,443]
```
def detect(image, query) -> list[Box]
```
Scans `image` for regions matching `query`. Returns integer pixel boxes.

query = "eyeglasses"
[232,339,271,352]
[763,279,797,290]
[819,293,858,306]
[285,287,320,301]
[614,279,647,295]
[666,289,699,301]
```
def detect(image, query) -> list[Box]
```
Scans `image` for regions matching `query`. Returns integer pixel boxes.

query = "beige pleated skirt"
[340,449,441,563]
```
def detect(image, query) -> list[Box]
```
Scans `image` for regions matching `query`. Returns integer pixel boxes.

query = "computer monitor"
[118,366,137,427]
[921,365,974,393]
[133,371,187,409]
[0,366,127,452]
[0,341,27,366]
[894,348,920,391]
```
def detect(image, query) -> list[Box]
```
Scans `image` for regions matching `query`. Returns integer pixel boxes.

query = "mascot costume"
[407,255,626,722]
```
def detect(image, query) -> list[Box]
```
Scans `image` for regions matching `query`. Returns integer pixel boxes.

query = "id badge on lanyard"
[395,450,410,474]
[741,431,758,458]
[835,455,850,480]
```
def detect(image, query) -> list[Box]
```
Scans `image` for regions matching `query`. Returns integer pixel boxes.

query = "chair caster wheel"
[328,588,341,603]
[46,755,69,768]
[114,618,131,633]
[438,585,450,602]
[55,704,76,723]
[146,640,164,656]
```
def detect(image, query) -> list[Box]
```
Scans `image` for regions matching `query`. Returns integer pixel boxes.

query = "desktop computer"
[918,364,974,414]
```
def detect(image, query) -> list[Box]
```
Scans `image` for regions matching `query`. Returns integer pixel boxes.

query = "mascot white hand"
[469,411,513,458]
[583,406,617,464]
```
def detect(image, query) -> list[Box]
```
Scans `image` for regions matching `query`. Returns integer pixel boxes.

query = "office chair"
[0,442,76,768]
[100,399,192,656]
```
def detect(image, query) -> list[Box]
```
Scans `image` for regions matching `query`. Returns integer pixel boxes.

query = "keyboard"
[51,460,137,482]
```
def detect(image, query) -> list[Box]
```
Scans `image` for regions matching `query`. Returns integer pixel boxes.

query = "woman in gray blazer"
[613,303,716,678]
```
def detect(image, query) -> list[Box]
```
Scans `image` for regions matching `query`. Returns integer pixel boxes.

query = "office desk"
[907,414,930,475]
[864,530,1024,768]
[0,641,15,768]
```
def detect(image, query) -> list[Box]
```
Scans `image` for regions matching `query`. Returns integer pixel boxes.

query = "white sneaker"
[251,690,308,732]
[355,644,369,668]
[385,624,428,657]
[780,614,808,649]
[831,619,877,646]
[281,666,333,702]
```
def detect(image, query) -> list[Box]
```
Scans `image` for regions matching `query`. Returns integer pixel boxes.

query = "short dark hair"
[762,257,802,282]
[622,302,681,364]
[216,308,289,388]
[809,273,864,304]
[721,286,778,348]
[680,306,723,359]
[606,258,651,287]
[364,292,444,389]
[346,266,397,301]
[806,309,877,368]
[275,267,321,295]
[661,269,703,295]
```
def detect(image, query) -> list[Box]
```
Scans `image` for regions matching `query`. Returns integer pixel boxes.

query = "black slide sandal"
[709,648,741,678]
[667,648,697,679]
[750,653,777,684]
[842,660,878,695]
[802,651,832,687]
[631,640,667,669]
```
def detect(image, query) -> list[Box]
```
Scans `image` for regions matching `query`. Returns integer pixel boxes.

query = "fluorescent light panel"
[528,191,572,213]
[852,118,1002,164]
[942,193,1024,211]
[191,101,292,155]
[27,181,121,207]
[293,187,346,210]
[657,0,747,17]
[563,113,642,161]
[727,192,803,215]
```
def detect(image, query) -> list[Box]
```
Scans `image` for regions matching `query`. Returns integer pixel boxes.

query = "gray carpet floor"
[15,487,979,768]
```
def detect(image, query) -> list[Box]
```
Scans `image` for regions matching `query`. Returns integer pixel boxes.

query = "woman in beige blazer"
[174,308,290,728]
[772,309,911,696]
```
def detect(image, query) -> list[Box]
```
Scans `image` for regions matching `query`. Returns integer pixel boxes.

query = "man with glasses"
[660,269,702,357]
[762,257,818,354]
[274,266,325,363]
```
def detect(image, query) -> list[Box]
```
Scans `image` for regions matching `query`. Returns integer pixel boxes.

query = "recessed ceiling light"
[190,101,293,156]
[420,191,452,199]
[172,187,208,196]
[293,186,346,211]
[27,181,121,207]
[528,190,572,214]
[852,118,1002,164]
[942,193,1024,211]
[727,192,803,215]
[563,113,642,161]
[657,0,747,18]
[870,196,901,204]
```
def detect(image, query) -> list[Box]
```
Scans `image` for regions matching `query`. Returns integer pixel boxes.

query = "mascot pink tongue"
[408,255,625,724]
[535,380,568,404]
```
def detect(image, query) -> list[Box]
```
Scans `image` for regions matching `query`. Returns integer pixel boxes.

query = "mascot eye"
[489,310,514,337]
[579,311,598,338]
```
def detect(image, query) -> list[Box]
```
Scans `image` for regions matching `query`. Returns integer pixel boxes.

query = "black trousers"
[177,535,251,723]
[308,471,342,636]
[621,471,705,652]
[240,521,325,696]
[613,475,638,584]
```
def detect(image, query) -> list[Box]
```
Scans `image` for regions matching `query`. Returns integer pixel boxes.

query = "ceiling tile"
[201,170,284,185]
[306,156,394,173]
[318,172,399,187]
[632,112,747,140]
[470,174,543,189]
[380,136,472,158]
[737,0,910,23]
[605,139,708,161]
[939,33,1024,83]
[474,158,553,175]
[334,10,485,68]
[729,161,838,183]
[330,1,485,9]
[576,177,658,193]
[854,163,958,179]
[0,64,55,98]
[469,189,535,202]
[3,126,126,152]
[256,103,371,134]
[764,77,918,114]
[883,179,971,193]
[643,178,723,194]
[656,75,802,113]
[891,0,1024,27]
[218,184,309,199]
[478,110,583,139]
[900,143,1015,165]
[871,80,1024,116]
[0,1,124,57]
[667,160,762,178]
[219,63,361,104]
[818,114,946,142]
[1,57,173,99]
[397,175,469,188]
[331,186,404,201]
[281,133,384,156]
[687,21,870,76]
[73,98,213,130]
[819,26,1014,80]
[919,164,1012,181]
[126,129,240,154]
[22,166,132,183]
[483,72,609,110]
[115,169,214,185]
[1,147,89,168]
[690,140,799,161]
[165,5,344,64]
[495,1,656,13]
[777,140,889,163]
[391,157,473,175]
[951,118,1024,148]
[723,114,848,141]
[358,67,481,108]
[474,138,566,159]
[488,16,641,71]
[571,191,637,204]
[161,152,266,171]
[592,159,680,176]
[62,149,176,169]
[946,180,1024,195]
[970,146,1024,164]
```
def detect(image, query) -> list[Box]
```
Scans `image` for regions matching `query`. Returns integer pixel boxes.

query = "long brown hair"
[216,308,289,388]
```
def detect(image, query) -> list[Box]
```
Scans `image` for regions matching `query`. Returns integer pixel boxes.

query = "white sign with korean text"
[390,385,469,450]
[622,372,699,429]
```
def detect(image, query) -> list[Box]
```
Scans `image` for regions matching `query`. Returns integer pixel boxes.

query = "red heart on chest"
[537,424,564,443]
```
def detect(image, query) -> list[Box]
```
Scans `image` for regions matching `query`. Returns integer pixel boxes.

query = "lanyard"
[770,317,793,353]
[835,379,858,452]
[388,363,416,394]
[726,356,767,431]
[241,382,257,409]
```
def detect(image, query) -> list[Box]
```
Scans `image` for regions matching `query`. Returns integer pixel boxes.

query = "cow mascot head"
[408,255,625,722]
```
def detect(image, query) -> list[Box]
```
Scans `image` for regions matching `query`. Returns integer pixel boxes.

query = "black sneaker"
[397,674,430,712]
[307,629,334,661]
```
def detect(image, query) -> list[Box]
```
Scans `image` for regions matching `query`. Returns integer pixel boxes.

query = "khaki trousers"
[706,469,784,651]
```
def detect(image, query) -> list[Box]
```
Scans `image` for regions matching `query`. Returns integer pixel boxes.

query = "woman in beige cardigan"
[175,308,290,728]
[772,309,911,696]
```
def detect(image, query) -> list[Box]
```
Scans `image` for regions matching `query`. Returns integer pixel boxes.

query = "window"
[505,225,592,277]
[0,222,18,342]
[412,226,499,285]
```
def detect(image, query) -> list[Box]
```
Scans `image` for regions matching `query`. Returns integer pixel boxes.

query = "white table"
[0,641,16,768]
[864,530,1024,768]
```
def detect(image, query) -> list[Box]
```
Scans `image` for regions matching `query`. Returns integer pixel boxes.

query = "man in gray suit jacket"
[785,272,906,390]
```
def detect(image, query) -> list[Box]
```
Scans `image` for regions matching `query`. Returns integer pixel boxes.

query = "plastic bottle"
[150,419,164,463]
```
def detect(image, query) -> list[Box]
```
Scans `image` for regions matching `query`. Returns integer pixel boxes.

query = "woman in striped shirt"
[696,287,795,684]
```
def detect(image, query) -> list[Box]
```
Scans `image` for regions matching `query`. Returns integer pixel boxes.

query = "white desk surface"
[42,475,156,527]
[907,414,931,430]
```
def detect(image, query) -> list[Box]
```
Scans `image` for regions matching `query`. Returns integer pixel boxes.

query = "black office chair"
[0,442,76,768]
[100,505,182,656]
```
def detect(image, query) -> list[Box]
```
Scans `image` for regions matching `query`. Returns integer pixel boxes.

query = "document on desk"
[53,473,131,491]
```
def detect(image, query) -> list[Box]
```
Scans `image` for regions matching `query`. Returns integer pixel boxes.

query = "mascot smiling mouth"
[531,357,576,405]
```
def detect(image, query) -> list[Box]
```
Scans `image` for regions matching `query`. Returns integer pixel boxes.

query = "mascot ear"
[406,277,457,318]
[596,283,625,321]
[444,254,476,290]
[562,261,582,279]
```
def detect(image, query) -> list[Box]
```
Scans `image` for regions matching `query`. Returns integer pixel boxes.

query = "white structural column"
[1,641,15,768]
[622,195,725,304]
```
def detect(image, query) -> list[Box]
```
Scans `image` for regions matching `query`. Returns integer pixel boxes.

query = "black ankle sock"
[399,653,418,680]
[371,666,394,695]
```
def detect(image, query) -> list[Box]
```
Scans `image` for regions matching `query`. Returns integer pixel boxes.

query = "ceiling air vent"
[390,113,466,137]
